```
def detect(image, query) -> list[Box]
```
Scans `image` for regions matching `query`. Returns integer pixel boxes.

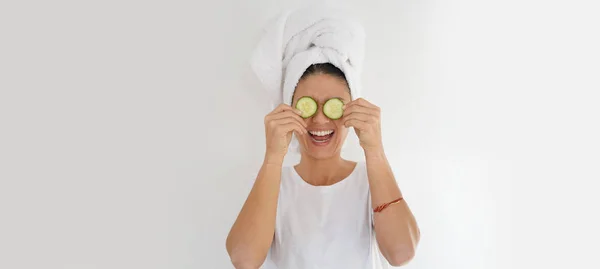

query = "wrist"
[364,146,385,158]
[264,152,285,166]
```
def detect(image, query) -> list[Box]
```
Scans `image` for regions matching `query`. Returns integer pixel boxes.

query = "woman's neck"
[295,154,355,186]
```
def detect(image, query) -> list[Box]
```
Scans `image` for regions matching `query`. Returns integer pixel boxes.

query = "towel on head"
[251,5,366,108]
[251,4,366,153]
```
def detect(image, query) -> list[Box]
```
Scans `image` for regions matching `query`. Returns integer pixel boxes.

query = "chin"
[305,150,338,160]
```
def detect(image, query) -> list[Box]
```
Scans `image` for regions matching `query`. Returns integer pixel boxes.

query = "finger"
[343,98,380,110]
[354,98,378,109]
[267,114,307,130]
[342,104,380,117]
[275,118,307,133]
[274,118,307,134]
[278,122,306,136]
[344,119,369,130]
[271,103,303,115]
[342,112,373,124]
[267,111,308,127]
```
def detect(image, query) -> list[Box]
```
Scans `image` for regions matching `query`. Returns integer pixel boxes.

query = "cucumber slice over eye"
[323,98,345,120]
[295,96,318,118]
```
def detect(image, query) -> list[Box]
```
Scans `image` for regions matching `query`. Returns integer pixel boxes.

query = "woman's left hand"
[342,98,384,152]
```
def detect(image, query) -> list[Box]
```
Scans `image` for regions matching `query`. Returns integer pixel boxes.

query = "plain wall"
[1,0,599,268]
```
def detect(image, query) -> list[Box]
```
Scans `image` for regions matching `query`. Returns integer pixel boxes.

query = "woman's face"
[291,73,351,160]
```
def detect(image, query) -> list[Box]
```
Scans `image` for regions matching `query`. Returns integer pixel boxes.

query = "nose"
[312,105,331,124]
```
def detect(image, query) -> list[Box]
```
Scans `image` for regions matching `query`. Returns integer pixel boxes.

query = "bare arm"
[343,98,420,266]
[226,104,307,269]
[225,160,283,269]
[366,149,420,267]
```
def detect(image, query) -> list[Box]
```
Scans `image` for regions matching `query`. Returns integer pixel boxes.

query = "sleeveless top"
[261,161,389,268]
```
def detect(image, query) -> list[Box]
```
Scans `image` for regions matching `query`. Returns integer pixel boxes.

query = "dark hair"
[293,63,350,102]
[300,63,348,83]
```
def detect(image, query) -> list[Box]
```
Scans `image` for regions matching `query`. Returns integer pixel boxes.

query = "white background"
[1,0,599,268]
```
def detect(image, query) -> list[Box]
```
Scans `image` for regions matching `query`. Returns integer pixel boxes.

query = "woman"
[227,5,420,268]
[225,63,420,268]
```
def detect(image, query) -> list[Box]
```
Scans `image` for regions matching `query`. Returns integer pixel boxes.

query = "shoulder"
[354,161,367,175]
[280,165,296,181]
[281,165,293,174]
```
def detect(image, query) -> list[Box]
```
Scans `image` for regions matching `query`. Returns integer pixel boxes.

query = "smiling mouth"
[308,130,335,144]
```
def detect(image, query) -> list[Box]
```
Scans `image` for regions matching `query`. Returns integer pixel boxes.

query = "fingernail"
[295,109,303,115]
[342,105,346,109]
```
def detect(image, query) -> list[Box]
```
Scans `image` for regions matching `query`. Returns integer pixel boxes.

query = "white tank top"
[261,162,389,269]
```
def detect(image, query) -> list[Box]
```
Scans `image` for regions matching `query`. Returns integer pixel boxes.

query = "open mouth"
[308,129,335,146]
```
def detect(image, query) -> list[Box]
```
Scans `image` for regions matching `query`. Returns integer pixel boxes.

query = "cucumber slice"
[296,96,318,118]
[323,98,344,120]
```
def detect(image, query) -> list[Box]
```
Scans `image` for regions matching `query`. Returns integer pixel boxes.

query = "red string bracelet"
[374,197,404,213]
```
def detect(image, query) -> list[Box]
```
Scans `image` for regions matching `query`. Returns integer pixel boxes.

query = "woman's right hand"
[264,104,307,164]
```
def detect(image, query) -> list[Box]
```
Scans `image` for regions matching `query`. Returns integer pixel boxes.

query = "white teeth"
[309,130,334,136]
